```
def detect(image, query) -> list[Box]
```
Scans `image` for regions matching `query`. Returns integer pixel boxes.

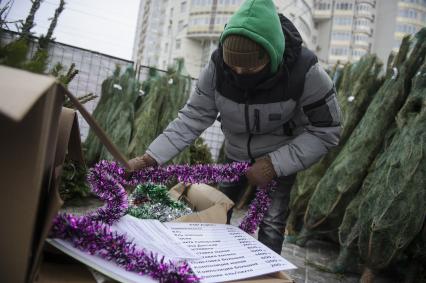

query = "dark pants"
[218,162,296,254]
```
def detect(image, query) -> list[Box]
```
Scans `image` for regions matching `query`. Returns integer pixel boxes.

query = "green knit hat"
[220,0,285,74]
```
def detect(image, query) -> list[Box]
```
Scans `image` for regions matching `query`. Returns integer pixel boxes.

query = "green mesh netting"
[355,57,426,274]
[128,59,194,164]
[297,29,426,245]
[287,55,384,238]
[84,66,140,164]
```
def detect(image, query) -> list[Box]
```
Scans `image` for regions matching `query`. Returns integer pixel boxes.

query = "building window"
[178,20,184,32]
[354,18,370,26]
[401,0,423,4]
[352,49,366,57]
[331,47,349,56]
[315,1,331,10]
[176,39,181,50]
[356,3,371,11]
[336,2,353,10]
[181,1,187,12]
[399,8,419,19]
[332,31,351,40]
[396,23,418,34]
[199,0,213,5]
[215,16,228,25]
[334,17,352,25]
[353,34,369,42]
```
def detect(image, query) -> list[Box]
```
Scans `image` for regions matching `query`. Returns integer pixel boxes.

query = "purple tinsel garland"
[128,162,250,186]
[238,182,275,234]
[51,214,198,282]
[50,160,275,282]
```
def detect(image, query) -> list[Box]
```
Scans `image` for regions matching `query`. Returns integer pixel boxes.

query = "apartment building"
[133,0,317,78]
[276,0,318,50]
[313,0,376,64]
[314,0,425,66]
[133,0,425,74]
[373,0,426,65]
[132,0,168,68]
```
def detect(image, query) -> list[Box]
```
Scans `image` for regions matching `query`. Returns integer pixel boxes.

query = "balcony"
[355,9,375,21]
[190,4,214,14]
[187,29,222,40]
[313,9,332,20]
[352,40,369,49]
[187,11,229,40]
[354,25,373,35]
[356,0,376,7]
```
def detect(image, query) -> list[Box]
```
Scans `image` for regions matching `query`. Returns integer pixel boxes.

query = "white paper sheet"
[48,215,198,283]
[110,215,198,260]
[47,239,156,283]
[165,222,297,283]
[49,217,296,283]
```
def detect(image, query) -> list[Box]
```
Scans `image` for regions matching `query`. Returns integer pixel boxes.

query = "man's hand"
[246,157,277,187]
[128,153,158,172]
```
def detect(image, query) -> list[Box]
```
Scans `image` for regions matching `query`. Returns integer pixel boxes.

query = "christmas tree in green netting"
[297,29,426,246]
[286,55,384,239]
[128,58,193,163]
[0,0,65,73]
[337,54,425,282]
[84,66,140,164]
[402,222,426,282]
[85,58,212,166]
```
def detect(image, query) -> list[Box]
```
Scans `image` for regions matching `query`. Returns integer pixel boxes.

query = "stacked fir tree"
[287,29,426,282]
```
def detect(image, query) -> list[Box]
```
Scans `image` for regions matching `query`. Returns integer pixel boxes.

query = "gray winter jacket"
[147,17,341,177]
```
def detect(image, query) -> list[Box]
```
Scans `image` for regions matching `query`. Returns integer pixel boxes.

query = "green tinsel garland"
[128,184,192,222]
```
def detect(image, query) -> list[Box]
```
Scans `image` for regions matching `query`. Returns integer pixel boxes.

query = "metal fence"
[1,30,224,161]
[135,64,224,161]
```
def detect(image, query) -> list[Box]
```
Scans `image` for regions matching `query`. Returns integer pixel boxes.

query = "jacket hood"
[279,14,303,70]
[220,0,285,74]
[214,14,305,91]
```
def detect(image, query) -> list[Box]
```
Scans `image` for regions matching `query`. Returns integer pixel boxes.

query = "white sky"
[5,0,141,60]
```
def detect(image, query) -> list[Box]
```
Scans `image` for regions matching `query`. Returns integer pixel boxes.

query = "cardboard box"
[169,183,234,224]
[0,66,128,282]
[0,66,64,282]
[0,66,293,283]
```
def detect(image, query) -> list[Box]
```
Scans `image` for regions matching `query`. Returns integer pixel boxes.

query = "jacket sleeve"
[146,60,218,165]
[268,63,342,176]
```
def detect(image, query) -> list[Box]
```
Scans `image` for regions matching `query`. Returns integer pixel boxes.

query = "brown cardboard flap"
[68,111,85,164]
[55,107,84,165]
[170,183,234,212]
[0,66,56,122]
[31,107,78,282]
[0,77,62,282]
[174,204,229,224]
[55,108,76,167]
[31,173,64,282]
[1,66,130,282]
[170,183,234,224]
[60,85,130,170]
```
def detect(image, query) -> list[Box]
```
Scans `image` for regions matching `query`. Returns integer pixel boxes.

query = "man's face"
[228,62,268,75]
